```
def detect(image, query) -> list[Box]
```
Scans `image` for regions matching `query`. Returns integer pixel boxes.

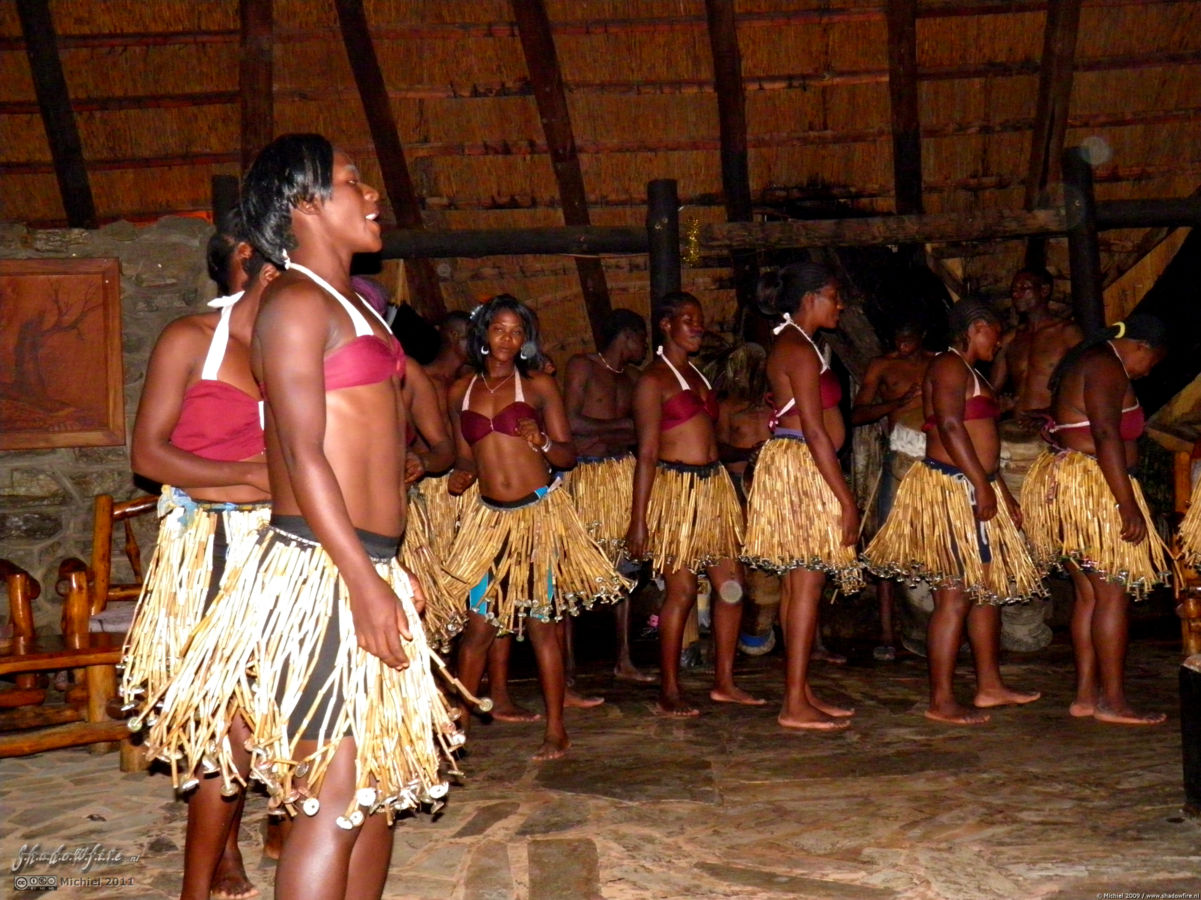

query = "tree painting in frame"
[0,258,124,449]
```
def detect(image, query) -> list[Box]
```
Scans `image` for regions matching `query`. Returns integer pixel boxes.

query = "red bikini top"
[767,317,841,430]
[460,373,542,445]
[169,296,265,461]
[657,348,718,431]
[923,350,999,432]
[286,261,406,393]
[1049,402,1144,442]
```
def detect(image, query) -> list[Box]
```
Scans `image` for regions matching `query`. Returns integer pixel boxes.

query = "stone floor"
[2,631,1199,900]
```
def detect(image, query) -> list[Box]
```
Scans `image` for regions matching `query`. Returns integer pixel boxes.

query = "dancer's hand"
[404,452,425,485]
[516,417,547,452]
[448,468,476,495]
[1002,491,1023,529]
[839,502,860,547]
[1118,499,1146,543]
[349,574,410,669]
[624,519,648,561]
[973,481,997,522]
[403,566,427,616]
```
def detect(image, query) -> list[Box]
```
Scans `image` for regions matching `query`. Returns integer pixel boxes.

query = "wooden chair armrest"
[0,559,40,602]
[55,557,88,598]
[0,559,39,644]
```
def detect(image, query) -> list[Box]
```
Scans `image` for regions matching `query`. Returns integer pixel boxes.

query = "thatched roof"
[2,1,1199,363]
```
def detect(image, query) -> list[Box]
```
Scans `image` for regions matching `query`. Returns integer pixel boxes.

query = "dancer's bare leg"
[613,593,654,682]
[708,559,765,707]
[458,611,509,729]
[181,714,257,900]
[484,632,540,722]
[1067,562,1099,717]
[776,568,847,730]
[655,566,701,717]
[970,601,1041,708]
[1088,572,1165,726]
[558,619,604,708]
[925,586,989,725]
[527,617,570,759]
[274,738,390,900]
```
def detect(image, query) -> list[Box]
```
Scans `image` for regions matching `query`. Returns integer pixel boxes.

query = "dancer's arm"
[625,371,663,560]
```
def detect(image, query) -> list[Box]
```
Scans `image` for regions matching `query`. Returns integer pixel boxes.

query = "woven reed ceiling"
[1,0,1199,344]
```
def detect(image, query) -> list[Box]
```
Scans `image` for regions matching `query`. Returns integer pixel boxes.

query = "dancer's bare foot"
[925,702,990,725]
[489,700,542,722]
[653,693,700,717]
[531,734,570,760]
[210,849,258,899]
[1068,698,1095,717]
[778,707,850,731]
[614,662,656,683]
[1093,701,1166,726]
[709,686,767,706]
[806,685,854,718]
[565,688,605,709]
[810,646,846,665]
[974,687,1042,708]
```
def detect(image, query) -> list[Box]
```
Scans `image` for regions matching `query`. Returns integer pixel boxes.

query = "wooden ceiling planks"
[239,0,274,172]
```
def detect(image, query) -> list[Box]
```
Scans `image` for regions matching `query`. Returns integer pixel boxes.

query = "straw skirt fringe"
[643,462,744,575]
[120,488,268,709]
[863,461,1045,605]
[1181,475,1201,571]
[401,484,467,652]
[142,525,460,824]
[1021,449,1172,599]
[442,485,629,638]
[741,437,864,594]
[567,454,634,564]
[414,472,467,561]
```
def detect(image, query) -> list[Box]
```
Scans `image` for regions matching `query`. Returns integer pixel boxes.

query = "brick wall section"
[0,218,215,631]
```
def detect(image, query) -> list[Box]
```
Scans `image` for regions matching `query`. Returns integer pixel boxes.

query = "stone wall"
[1,217,217,631]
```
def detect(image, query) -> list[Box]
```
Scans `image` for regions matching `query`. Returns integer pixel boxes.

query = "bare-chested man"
[992,268,1083,424]
[564,308,652,682]
[852,322,935,660]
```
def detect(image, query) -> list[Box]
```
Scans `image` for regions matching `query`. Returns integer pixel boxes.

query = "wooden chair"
[1174,452,1201,656]
[0,493,157,770]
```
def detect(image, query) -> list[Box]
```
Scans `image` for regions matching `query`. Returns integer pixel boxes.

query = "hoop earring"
[520,341,536,360]
[481,346,490,356]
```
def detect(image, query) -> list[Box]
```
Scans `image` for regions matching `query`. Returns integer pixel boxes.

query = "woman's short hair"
[756,262,836,317]
[239,133,335,265]
[466,294,542,376]
[947,298,1001,340]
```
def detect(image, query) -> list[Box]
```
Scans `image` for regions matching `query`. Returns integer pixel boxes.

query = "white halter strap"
[773,314,829,373]
[287,261,390,336]
[199,296,240,381]
[948,347,989,397]
[656,346,711,391]
[461,370,525,412]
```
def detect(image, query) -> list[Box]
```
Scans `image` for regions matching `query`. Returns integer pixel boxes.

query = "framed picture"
[0,258,124,450]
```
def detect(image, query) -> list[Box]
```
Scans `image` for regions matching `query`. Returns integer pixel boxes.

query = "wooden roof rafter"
[886,0,922,216]
[334,0,445,318]
[16,0,95,229]
[1023,0,1082,269]
[511,0,610,349]
[239,0,274,173]
[704,0,757,314]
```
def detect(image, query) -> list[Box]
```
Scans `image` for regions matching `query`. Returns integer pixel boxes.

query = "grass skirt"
[441,482,629,638]
[1021,448,1172,600]
[741,436,864,594]
[142,524,461,824]
[120,487,268,711]
[642,461,744,575]
[863,459,1045,605]
[567,453,634,565]
[401,484,467,652]
[414,472,467,561]
[1181,476,1201,571]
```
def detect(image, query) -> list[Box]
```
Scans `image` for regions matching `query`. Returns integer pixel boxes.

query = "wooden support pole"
[16,0,96,228]
[647,179,681,305]
[211,175,240,226]
[1063,146,1105,336]
[885,0,923,216]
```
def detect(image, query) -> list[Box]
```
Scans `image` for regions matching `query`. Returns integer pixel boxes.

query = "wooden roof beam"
[511,0,610,349]
[239,0,274,172]
[886,0,923,215]
[334,0,444,318]
[704,0,758,317]
[1024,0,1082,269]
[16,0,95,228]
